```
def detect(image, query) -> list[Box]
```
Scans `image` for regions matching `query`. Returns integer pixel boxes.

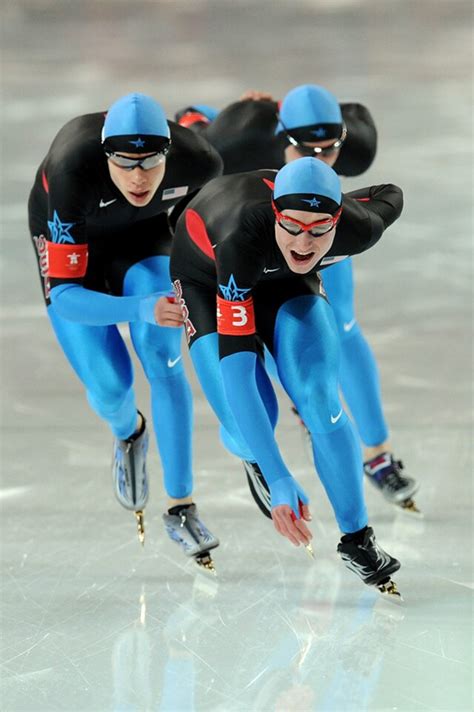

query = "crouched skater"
[28,93,222,570]
[169,157,404,598]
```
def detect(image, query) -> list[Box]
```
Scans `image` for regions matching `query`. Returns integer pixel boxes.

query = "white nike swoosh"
[167,356,182,368]
[343,318,356,332]
[99,199,117,208]
[330,409,343,424]
[263,267,280,273]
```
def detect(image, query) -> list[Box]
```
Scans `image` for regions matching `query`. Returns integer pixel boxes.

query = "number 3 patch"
[217,295,256,336]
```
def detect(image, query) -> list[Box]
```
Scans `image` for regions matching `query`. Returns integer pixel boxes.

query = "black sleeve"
[324,184,403,262]
[42,168,90,290]
[203,100,284,174]
[333,103,377,177]
[346,183,403,231]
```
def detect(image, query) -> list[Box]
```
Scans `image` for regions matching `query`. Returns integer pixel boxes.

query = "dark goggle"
[272,200,342,237]
[286,124,347,157]
[105,147,170,171]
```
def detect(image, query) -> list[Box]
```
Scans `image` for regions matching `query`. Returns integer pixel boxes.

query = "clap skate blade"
[376,578,403,602]
[194,551,216,575]
[398,497,422,516]
[135,510,145,546]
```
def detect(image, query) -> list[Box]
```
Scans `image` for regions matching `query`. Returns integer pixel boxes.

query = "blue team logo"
[219,274,251,301]
[311,127,326,138]
[301,197,321,208]
[129,137,145,148]
[47,210,76,244]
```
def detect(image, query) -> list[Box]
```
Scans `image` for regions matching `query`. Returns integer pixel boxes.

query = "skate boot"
[163,503,220,574]
[337,526,402,600]
[364,452,421,514]
[113,412,149,545]
[243,461,272,519]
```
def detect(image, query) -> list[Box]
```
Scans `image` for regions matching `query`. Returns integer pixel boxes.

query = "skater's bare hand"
[154,296,184,327]
[239,89,275,102]
[272,504,313,547]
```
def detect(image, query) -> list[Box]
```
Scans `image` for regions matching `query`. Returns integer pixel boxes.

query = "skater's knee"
[219,424,253,461]
[332,310,361,342]
[133,324,184,378]
[87,383,134,420]
[82,354,133,407]
[297,375,340,434]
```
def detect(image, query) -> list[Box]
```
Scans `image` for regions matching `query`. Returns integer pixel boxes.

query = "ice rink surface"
[1,1,472,710]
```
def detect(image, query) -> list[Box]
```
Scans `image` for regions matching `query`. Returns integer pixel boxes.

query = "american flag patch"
[162,186,189,201]
[320,255,348,266]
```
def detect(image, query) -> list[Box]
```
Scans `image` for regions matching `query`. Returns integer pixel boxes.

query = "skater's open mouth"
[290,250,315,263]
[128,190,151,204]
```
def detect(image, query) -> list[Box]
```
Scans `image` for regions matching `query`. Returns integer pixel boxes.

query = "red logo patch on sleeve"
[47,242,88,278]
[217,295,256,336]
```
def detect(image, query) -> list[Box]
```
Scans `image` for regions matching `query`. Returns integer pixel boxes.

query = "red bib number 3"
[217,295,256,336]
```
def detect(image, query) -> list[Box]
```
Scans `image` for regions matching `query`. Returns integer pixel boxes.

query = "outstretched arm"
[219,348,312,547]
[214,246,312,547]
[50,285,183,327]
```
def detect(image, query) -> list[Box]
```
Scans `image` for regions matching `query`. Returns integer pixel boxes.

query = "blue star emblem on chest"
[129,137,145,148]
[47,210,76,244]
[301,197,321,208]
[311,127,327,138]
[219,274,251,301]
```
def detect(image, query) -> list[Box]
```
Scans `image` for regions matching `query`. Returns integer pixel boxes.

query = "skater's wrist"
[138,294,159,324]
[269,475,309,516]
[139,292,176,325]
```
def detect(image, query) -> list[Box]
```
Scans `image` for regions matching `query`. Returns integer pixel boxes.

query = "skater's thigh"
[274,294,340,371]
[121,253,183,377]
[254,274,326,358]
[47,304,132,391]
[271,294,341,413]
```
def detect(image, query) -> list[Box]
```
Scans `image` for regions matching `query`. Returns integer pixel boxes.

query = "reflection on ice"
[109,563,407,711]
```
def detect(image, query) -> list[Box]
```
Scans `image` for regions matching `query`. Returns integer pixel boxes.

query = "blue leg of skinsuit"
[274,295,367,534]
[263,346,282,386]
[190,333,279,461]
[47,307,137,440]
[124,256,193,500]
[322,258,389,446]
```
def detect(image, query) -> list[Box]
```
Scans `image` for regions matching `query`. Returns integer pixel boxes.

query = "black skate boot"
[337,526,402,600]
[163,503,220,574]
[113,412,149,545]
[364,452,421,514]
[243,461,272,519]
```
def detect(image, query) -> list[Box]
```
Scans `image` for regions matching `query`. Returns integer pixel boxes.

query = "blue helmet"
[276,84,343,142]
[102,93,170,153]
[273,157,341,214]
